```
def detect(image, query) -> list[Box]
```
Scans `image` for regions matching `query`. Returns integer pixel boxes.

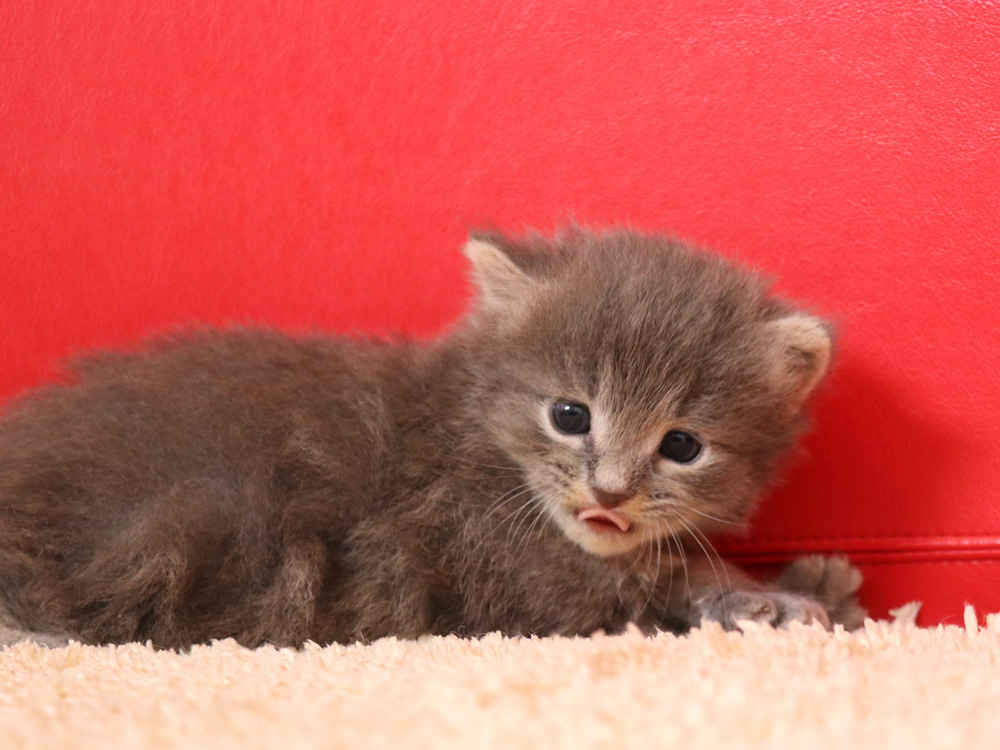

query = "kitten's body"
[0,229,862,648]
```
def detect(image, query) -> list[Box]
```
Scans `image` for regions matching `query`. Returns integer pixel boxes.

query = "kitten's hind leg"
[0,602,70,648]
[0,626,70,648]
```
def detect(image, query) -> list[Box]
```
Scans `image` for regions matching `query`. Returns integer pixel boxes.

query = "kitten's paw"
[777,555,866,630]
[696,590,831,631]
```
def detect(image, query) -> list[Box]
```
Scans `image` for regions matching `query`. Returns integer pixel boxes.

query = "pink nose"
[591,487,632,509]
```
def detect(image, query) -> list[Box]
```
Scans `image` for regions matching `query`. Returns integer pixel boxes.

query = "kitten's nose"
[590,486,633,509]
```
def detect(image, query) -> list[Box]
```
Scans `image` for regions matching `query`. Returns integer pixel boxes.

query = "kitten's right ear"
[463,236,534,311]
[763,314,834,409]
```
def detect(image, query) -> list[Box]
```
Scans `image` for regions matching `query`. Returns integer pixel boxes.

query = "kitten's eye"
[551,401,591,435]
[659,431,702,463]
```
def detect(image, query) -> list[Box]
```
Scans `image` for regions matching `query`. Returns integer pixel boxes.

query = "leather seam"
[730,557,997,567]
[719,535,1000,546]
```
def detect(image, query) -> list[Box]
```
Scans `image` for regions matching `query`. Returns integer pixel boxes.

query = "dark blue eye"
[659,431,702,463]
[551,402,590,435]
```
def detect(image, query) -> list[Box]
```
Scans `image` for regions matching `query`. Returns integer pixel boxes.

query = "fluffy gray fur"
[0,228,863,649]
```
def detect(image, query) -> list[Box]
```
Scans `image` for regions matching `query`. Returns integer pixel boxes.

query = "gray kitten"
[0,228,863,649]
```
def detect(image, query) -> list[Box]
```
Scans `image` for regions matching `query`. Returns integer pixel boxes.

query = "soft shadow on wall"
[723,355,995,624]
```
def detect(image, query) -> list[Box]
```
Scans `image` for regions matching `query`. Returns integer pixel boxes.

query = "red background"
[3,1,999,625]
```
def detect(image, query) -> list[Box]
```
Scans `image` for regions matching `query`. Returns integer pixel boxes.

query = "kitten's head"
[462,228,832,558]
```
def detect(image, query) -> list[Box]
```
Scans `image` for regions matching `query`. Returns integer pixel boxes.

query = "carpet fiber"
[2,605,998,749]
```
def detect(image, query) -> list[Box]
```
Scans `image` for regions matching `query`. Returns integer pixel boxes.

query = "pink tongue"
[577,506,631,533]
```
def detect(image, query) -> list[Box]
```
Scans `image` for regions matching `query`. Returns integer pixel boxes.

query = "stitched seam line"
[720,533,1000,542]
[732,557,997,567]
[717,535,1000,550]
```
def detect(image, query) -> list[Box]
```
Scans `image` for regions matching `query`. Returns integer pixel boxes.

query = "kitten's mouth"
[577,506,631,534]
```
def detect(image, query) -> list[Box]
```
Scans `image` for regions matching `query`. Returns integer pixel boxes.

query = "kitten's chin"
[551,509,647,558]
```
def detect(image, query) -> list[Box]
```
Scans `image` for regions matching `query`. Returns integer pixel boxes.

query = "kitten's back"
[0,328,436,647]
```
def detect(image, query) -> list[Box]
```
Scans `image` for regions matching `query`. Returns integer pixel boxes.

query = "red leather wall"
[3,1,999,625]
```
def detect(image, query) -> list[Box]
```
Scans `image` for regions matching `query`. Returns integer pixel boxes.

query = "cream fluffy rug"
[2,605,998,749]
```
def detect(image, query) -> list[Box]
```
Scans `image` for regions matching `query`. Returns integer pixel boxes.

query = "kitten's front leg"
[682,554,862,631]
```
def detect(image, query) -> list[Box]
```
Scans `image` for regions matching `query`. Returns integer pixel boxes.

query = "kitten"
[0,228,863,649]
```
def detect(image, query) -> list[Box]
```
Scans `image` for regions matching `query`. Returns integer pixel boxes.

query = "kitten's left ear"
[764,314,834,407]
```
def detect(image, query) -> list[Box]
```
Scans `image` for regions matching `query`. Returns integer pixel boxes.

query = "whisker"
[638,527,662,620]
[470,488,535,557]
[673,527,691,611]
[480,485,533,528]
[683,506,742,527]
[505,496,540,553]
[677,516,722,592]
[453,457,524,474]
[662,526,675,614]
[630,525,653,582]
[538,492,559,536]
[623,526,650,579]
[528,490,559,546]
[687,521,733,593]
[513,499,547,558]
[621,519,657,614]
[677,515,729,624]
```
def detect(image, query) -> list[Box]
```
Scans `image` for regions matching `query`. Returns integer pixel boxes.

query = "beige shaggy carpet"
[2,604,998,749]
